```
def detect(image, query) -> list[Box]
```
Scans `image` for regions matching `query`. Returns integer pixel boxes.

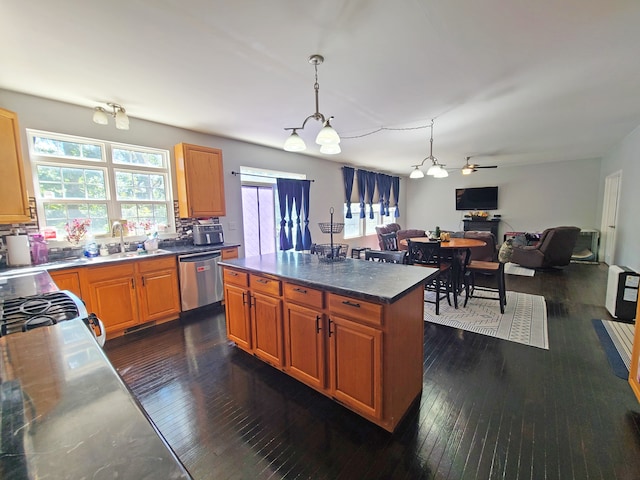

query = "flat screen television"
[455,186,498,211]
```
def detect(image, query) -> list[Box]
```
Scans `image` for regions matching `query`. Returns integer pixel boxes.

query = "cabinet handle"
[315,315,321,333]
[256,279,269,284]
[142,276,145,287]
[131,278,135,289]
[328,318,333,337]
[342,300,361,308]
[250,296,256,307]
[242,291,248,305]
[294,287,307,294]
[228,271,238,276]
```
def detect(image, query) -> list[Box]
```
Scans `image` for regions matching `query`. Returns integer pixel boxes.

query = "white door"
[601,171,621,265]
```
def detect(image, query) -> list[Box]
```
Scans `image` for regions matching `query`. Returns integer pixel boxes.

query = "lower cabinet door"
[251,292,283,367]
[138,268,180,322]
[87,275,138,334]
[224,284,252,350]
[284,302,326,390]
[328,315,383,420]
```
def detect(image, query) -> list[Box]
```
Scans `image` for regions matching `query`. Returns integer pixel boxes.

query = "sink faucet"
[111,221,125,253]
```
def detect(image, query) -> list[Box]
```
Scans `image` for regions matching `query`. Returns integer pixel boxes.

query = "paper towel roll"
[7,235,31,266]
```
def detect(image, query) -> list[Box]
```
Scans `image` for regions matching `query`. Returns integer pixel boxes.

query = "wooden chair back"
[364,250,407,264]
[380,232,398,251]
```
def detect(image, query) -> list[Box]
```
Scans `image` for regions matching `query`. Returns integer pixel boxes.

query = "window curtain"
[342,166,355,219]
[365,170,377,219]
[301,180,312,250]
[276,178,313,251]
[376,173,392,216]
[357,169,367,219]
[392,176,400,218]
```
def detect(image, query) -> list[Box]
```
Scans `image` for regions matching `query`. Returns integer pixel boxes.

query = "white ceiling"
[2,0,640,176]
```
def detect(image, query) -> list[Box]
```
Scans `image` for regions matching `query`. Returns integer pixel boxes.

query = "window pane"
[42,203,109,235]
[343,204,362,239]
[115,171,166,201]
[120,203,168,233]
[33,136,103,161]
[37,165,106,200]
[113,147,165,168]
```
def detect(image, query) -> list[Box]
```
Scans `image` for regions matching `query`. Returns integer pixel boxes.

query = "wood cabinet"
[223,266,426,432]
[0,108,31,223]
[221,246,239,260]
[629,299,640,402]
[49,268,82,299]
[83,256,180,337]
[174,143,226,218]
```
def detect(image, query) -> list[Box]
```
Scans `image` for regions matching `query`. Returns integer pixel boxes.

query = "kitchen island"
[220,252,437,432]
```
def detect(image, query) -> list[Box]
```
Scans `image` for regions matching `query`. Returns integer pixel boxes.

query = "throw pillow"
[498,239,514,263]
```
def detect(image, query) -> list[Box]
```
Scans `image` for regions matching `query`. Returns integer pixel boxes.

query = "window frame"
[27,129,174,240]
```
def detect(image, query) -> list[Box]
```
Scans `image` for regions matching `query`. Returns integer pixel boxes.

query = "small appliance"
[193,224,224,246]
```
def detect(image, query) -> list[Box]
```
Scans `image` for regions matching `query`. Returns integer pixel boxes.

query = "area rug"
[592,319,634,379]
[424,290,548,349]
[505,262,535,277]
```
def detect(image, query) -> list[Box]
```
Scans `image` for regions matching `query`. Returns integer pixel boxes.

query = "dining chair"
[463,260,506,314]
[364,249,407,264]
[406,239,451,315]
[380,232,398,251]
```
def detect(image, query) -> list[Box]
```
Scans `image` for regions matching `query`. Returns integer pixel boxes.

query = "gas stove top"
[0,291,87,337]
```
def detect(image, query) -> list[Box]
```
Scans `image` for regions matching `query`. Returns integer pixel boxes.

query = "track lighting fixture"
[283,54,340,154]
[92,102,130,130]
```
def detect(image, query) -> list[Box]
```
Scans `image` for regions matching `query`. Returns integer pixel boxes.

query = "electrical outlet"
[228,221,237,231]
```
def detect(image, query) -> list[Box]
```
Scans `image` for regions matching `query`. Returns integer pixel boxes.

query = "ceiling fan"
[461,156,497,175]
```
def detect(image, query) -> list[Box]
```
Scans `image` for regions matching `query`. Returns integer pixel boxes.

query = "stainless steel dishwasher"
[178,250,223,311]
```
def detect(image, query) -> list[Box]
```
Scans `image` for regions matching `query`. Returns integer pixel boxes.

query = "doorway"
[241,185,276,257]
[600,171,621,265]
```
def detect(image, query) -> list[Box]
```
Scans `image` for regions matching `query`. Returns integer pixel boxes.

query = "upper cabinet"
[174,143,226,218]
[0,108,31,223]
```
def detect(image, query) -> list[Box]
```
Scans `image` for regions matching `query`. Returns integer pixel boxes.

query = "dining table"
[402,236,487,308]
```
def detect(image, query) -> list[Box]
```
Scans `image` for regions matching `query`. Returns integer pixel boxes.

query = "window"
[343,203,397,239]
[28,130,172,239]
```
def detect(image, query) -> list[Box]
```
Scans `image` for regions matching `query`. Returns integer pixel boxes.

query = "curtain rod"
[231,171,315,182]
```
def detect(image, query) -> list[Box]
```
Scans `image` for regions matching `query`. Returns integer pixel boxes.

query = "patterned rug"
[424,290,548,349]
[592,319,634,379]
[505,262,535,277]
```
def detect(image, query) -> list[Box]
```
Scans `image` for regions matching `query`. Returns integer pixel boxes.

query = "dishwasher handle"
[178,251,221,263]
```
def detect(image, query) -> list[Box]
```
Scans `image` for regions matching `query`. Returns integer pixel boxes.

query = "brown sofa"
[510,226,580,269]
[375,223,426,250]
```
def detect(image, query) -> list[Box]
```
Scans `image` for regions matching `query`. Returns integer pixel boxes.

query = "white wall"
[0,89,405,255]
[404,159,602,241]
[600,124,640,271]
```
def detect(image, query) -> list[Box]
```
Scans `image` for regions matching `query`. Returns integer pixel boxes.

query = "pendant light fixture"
[92,102,130,130]
[409,119,448,178]
[283,54,341,154]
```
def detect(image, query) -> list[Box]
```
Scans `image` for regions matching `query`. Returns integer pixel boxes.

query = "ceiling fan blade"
[475,165,498,169]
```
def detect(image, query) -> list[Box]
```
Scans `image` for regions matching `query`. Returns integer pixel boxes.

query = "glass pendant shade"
[433,166,449,178]
[284,131,306,152]
[319,143,341,154]
[92,107,109,125]
[409,166,424,179]
[426,162,440,176]
[315,123,340,145]
[115,109,130,130]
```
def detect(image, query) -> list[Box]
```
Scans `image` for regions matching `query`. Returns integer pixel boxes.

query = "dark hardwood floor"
[105,262,640,479]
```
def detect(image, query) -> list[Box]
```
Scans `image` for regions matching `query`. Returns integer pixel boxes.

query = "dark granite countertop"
[0,243,241,277]
[220,252,437,303]
[0,318,191,479]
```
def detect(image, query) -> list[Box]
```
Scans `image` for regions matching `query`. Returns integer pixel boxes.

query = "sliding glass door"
[241,185,276,257]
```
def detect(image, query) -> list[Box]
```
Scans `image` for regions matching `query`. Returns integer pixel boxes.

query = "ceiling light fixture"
[92,102,130,130]
[409,119,448,179]
[283,54,340,154]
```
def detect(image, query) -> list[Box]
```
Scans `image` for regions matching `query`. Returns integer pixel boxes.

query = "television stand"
[463,218,500,238]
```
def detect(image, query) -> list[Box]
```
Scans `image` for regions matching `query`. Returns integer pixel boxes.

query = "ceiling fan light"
[462,166,474,175]
[92,107,109,125]
[315,122,340,145]
[409,166,424,179]
[284,131,306,152]
[114,108,130,130]
[319,143,341,154]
